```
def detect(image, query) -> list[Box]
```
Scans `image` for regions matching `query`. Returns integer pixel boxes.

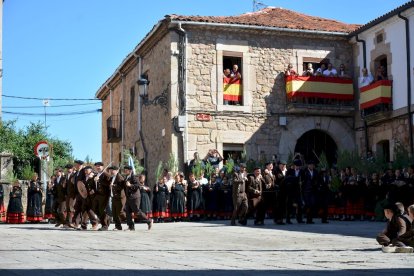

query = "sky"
[2,0,410,162]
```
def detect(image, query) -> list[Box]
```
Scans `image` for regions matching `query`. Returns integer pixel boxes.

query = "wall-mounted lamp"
[137,75,169,113]
[137,75,150,99]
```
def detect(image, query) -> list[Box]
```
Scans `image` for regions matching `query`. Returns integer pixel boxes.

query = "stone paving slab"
[0,220,413,275]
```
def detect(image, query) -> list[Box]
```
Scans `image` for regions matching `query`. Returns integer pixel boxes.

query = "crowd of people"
[0,150,413,252]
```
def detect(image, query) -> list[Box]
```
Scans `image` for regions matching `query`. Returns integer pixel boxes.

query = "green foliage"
[317,151,329,171]
[165,153,178,175]
[192,160,203,179]
[21,164,35,180]
[123,149,145,175]
[392,142,413,170]
[336,150,361,171]
[155,161,163,181]
[287,151,294,166]
[4,170,18,184]
[204,161,214,179]
[330,175,342,193]
[0,120,73,179]
[223,155,235,175]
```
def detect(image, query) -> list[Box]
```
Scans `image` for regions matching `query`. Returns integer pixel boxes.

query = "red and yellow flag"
[223,77,242,102]
[359,80,392,109]
[285,76,354,100]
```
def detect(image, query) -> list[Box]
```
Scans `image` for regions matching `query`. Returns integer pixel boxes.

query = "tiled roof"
[168,7,360,34]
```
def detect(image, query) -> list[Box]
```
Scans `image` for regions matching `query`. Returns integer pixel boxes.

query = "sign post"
[34,141,50,195]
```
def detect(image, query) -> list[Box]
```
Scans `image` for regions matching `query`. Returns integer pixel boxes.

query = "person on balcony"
[284,63,297,76]
[314,64,326,77]
[230,64,242,81]
[375,65,388,81]
[359,68,374,88]
[302,63,314,76]
[338,64,350,78]
[322,63,337,77]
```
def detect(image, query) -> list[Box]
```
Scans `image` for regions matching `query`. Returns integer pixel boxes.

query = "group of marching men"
[43,160,153,231]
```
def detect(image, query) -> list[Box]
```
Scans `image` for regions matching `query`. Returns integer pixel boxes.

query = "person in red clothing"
[6,181,25,224]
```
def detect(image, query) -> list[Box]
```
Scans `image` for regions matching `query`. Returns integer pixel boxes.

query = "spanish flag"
[223,77,242,102]
[285,76,354,100]
[359,80,392,110]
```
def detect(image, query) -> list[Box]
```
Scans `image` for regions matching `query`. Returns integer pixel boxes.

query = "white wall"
[353,8,414,111]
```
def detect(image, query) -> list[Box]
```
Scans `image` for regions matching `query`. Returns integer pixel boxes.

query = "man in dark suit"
[231,163,248,226]
[72,160,85,228]
[92,162,112,231]
[285,159,305,224]
[79,165,99,230]
[274,160,288,225]
[64,164,76,228]
[263,162,277,223]
[302,160,319,224]
[108,165,125,230]
[248,167,266,225]
[52,167,66,227]
[123,166,153,231]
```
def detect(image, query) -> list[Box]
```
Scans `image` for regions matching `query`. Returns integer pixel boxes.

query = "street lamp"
[137,76,149,102]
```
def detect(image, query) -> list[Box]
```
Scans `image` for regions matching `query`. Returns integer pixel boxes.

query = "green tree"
[0,120,73,179]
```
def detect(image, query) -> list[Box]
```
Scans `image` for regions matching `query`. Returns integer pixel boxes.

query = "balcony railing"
[360,80,392,119]
[285,75,354,116]
[106,115,122,143]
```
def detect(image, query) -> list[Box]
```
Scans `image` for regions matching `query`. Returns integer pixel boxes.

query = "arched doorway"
[294,130,337,166]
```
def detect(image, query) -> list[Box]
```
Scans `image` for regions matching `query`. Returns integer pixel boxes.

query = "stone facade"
[97,20,357,184]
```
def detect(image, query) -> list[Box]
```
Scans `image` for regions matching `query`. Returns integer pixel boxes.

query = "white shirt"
[323,68,337,77]
[359,74,374,88]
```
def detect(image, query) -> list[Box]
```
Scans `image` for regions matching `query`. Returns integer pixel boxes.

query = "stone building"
[95,7,369,182]
[349,1,414,162]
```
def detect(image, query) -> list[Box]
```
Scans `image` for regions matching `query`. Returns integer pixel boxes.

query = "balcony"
[106,115,122,143]
[360,80,392,123]
[285,76,355,116]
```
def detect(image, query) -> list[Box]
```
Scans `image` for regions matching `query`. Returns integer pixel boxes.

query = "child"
[6,181,25,224]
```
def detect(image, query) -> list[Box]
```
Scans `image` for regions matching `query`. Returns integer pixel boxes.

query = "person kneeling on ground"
[396,204,414,250]
[377,202,413,253]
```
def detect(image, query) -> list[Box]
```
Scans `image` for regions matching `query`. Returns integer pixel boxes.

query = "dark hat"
[74,160,84,165]
[64,164,73,169]
[84,165,93,170]
[94,162,104,166]
[293,159,302,166]
[253,167,261,171]
[54,167,63,172]
[383,202,396,212]
[278,160,287,165]
[124,165,133,170]
[307,160,316,165]
[108,165,119,170]
[265,162,272,167]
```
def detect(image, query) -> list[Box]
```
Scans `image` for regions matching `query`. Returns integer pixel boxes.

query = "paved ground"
[0,220,413,275]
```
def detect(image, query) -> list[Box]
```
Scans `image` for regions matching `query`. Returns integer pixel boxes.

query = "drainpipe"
[398,12,413,157]
[106,85,113,164]
[356,34,369,157]
[120,72,126,165]
[173,23,187,172]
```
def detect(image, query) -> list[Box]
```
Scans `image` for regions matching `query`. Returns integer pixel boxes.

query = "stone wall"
[184,27,355,162]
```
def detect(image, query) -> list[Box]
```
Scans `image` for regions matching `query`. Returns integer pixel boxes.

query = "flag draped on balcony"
[223,77,242,102]
[285,76,354,100]
[359,80,392,109]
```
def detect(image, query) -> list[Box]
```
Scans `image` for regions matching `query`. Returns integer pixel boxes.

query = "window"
[223,55,243,105]
[223,143,244,164]
[302,57,330,76]
[216,40,250,112]
[376,33,384,44]
[130,86,135,112]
